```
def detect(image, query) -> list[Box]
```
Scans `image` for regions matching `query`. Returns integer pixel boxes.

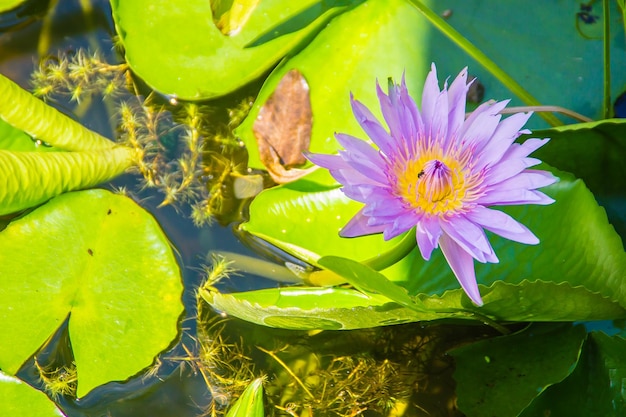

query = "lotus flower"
[307,64,557,305]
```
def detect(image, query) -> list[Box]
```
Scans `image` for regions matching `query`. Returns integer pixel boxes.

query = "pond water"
[2,1,626,417]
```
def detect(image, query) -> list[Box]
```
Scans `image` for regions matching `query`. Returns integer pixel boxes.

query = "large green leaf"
[110,0,357,100]
[203,269,626,330]
[237,0,433,171]
[527,119,626,196]
[318,255,426,312]
[203,286,429,330]
[520,332,626,417]
[0,190,183,397]
[451,323,587,417]
[0,371,66,417]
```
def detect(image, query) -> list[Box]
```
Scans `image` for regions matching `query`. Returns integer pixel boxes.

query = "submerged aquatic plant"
[29,48,255,226]
[307,64,557,305]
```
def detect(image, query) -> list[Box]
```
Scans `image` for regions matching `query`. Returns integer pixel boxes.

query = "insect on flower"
[306,64,557,306]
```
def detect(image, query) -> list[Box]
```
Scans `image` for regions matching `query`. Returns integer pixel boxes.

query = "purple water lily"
[307,64,557,305]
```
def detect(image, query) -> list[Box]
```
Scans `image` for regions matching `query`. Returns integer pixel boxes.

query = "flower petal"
[440,216,498,263]
[335,134,388,184]
[478,188,555,206]
[491,169,558,191]
[306,152,378,187]
[398,75,424,150]
[377,82,403,146]
[474,111,533,169]
[350,96,396,156]
[332,168,379,187]
[340,208,386,237]
[439,233,483,306]
[421,63,440,126]
[484,157,541,184]
[445,67,469,144]
[466,206,539,245]
[502,138,550,160]
[363,195,406,217]
[458,102,506,152]
[416,218,442,260]
[382,210,419,240]
[304,151,347,170]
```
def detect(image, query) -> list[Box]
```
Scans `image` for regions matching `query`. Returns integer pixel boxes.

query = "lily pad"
[520,332,626,416]
[0,0,28,13]
[110,0,357,100]
[451,323,587,417]
[203,264,626,330]
[0,371,66,417]
[0,190,183,397]
[0,118,57,152]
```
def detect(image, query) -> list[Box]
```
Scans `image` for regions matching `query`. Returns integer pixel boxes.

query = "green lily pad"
[0,371,66,417]
[527,119,626,196]
[110,0,356,100]
[451,323,587,417]
[520,332,626,416]
[203,286,428,330]
[203,264,626,330]
[0,190,183,397]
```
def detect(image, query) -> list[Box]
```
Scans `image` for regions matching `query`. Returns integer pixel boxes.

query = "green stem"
[603,0,611,118]
[407,0,563,127]
[362,230,417,271]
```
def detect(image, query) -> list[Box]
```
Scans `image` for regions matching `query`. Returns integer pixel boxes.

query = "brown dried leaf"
[253,69,316,183]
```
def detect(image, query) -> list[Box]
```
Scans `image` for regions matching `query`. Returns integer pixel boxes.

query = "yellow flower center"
[393,150,469,216]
